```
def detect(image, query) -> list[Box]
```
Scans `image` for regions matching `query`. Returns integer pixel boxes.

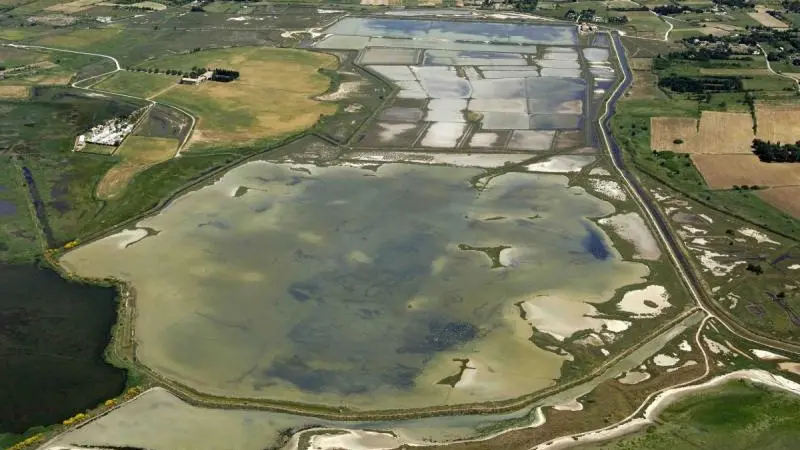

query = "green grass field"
[575,381,800,449]
[94,71,179,99]
[138,47,336,150]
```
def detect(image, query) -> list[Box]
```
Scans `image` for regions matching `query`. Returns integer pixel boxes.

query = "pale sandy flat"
[757,186,800,219]
[779,362,800,376]
[651,111,754,154]
[692,154,800,188]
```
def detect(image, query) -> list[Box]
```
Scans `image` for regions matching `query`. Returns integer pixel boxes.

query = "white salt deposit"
[498,248,519,268]
[751,349,787,360]
[691,238,708,245]
[682,225,707,235]
[308,430,402,450]
[112,228,149,249]
[469,132,499,148]
[738,228,780,245]
[698,214,713,223]
[616,285,671,318]
[606,320,631,333]
[666,360,698,373]
[347,152,529,168]
[553,399,584,411]
[376,123,416,142]
[522,295,630,342]
[589,179,627,201]
[678,340,692,352]
[703,336,731,354]
[316,80,365,101]
[600,348,610,356]
[525,155,594,173]
[589,167,611,176]
[653,354,680,367]
[790,264,800,270]
[697,249,745,277]
[420,122,466,148]
[652,190,670,201]
[598,213,661,261]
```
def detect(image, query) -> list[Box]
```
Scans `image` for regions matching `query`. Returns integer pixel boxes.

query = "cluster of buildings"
[76,118,135,149]
[180,70,213,85]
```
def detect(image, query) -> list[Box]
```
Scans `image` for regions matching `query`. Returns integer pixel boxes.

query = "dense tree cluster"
[785,0,800,12]
[511,0,538,13]
[211,68,240,82]
[658,75,742,93]
[608,5,647,11]
[127,66,188,76]
[607,15,629,24]
[652,5,697,15]
[751,139,800,162]
[713,0,755,8]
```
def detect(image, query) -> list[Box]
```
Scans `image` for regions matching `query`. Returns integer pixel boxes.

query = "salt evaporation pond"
[61,161,648,410]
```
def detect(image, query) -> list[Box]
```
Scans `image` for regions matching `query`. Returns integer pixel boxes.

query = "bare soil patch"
[692,154,800,188]
[757,186,800,219]
[629,58,653,71]
[96,136,179,199]
[748,6,789,29]
[0,85,29,98]
[651,111,754,154]
[630,68,667,99]
[755,103,800,144]
[47,0,103,13]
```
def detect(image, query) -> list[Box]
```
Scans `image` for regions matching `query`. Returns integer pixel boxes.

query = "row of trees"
[126,66,189,76]
[752,139,800,162]
[124,66,240,82]
[658,75,742,93]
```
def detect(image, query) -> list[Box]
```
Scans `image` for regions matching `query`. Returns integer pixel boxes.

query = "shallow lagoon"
[62,162,647,410]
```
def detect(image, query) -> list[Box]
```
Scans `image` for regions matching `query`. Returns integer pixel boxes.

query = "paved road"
[604,32,800,355]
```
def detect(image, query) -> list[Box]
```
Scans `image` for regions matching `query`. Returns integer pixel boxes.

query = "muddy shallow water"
[61,162,647,409]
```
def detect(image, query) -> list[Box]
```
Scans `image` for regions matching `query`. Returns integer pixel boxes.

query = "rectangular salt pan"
[361,47,421,65]
[420,122,467,147]
[507,130,556,151]
[423,50,527,66]
[324,18,578,46]
[481,111,531,130]
[482,70,540,79]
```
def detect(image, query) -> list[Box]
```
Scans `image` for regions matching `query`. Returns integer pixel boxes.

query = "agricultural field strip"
[553,29,800,450]
[4,43,196,155]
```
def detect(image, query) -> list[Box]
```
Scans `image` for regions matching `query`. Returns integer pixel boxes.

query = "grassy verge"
[94,70,178,99]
